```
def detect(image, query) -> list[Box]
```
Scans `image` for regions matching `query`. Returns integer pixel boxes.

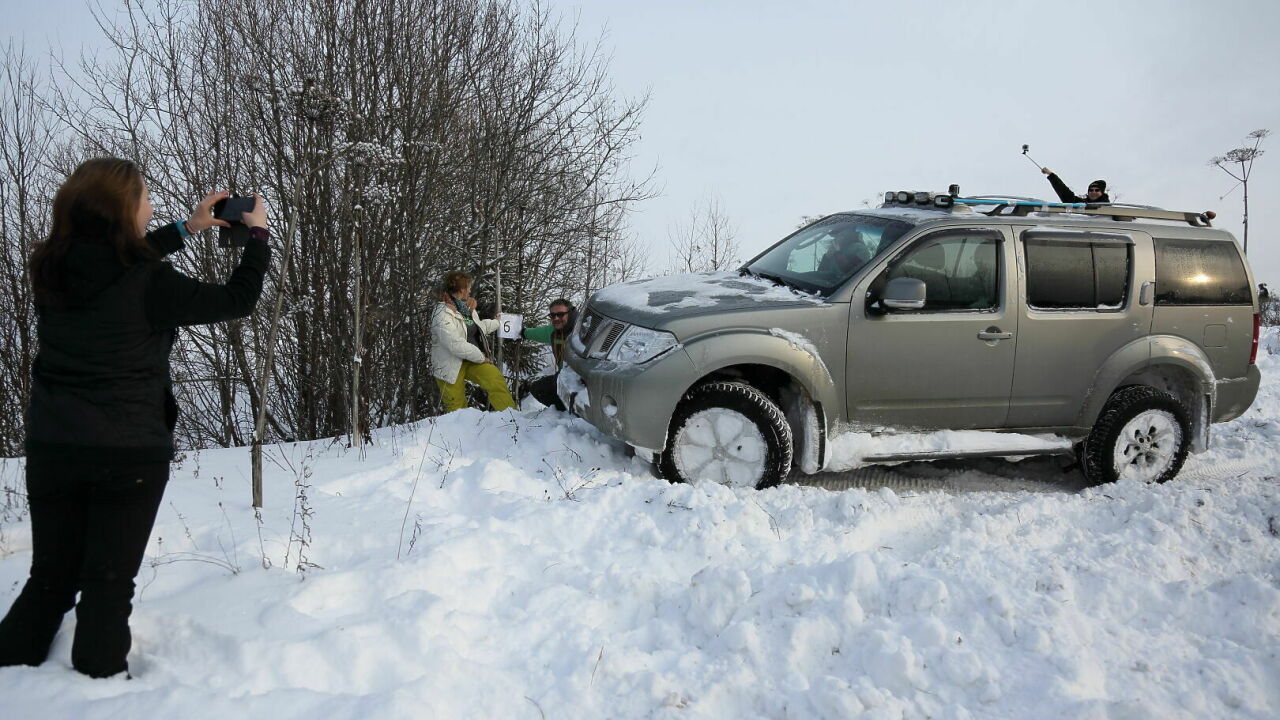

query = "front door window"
[884,233,1000,311]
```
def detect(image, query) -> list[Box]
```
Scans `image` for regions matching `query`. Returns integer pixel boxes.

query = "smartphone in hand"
[213,195,256,247]
[213,195,256,223]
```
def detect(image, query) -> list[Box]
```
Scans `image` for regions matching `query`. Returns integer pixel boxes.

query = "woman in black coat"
[0,157,271,678]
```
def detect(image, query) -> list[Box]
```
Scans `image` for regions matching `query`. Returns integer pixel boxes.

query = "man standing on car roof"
[519,298,577,411]
[1041,167,1110,204]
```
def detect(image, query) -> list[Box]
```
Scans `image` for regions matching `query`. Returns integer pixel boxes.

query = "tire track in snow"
[791,455,1087,494]
[793,452,1268,494]
[1176,456,1266,483]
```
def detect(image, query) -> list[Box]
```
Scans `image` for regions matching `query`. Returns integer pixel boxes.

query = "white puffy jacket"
[430,301,499,382]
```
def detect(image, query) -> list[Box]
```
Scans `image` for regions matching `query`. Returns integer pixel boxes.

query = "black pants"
[525,373,566,411]
[0,457,169,678]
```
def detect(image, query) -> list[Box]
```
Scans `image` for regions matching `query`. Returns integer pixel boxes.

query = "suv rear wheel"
[659,381,793,489]
[1081,386,1191,485]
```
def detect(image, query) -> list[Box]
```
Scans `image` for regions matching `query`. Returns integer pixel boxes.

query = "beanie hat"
[1088,179,1107,192]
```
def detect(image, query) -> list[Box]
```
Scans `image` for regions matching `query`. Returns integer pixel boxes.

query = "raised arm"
[145,223,186,258]
[1043,170,1084,203]
[145,234,270,329]
[523,324,554,343]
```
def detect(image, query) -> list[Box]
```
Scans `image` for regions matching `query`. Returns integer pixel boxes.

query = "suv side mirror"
[882,277,926,310]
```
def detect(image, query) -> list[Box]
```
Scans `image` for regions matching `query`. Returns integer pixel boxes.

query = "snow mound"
[2,335,1279,719]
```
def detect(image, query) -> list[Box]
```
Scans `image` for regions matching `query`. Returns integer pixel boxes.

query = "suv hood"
[587,271,826,328]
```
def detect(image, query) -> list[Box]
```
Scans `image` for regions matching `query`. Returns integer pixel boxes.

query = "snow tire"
[659,381,793,490]
[1081,385,1191,486]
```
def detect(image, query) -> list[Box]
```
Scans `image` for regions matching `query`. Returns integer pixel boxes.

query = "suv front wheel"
[659,381,793,490]
[1081,386,1192,485]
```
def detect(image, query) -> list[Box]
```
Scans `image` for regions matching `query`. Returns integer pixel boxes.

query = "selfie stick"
[1021,144,1045,171]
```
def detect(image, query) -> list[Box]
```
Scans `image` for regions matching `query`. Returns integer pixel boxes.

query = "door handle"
[977,328,1012,341]
[1139,281,1154,306]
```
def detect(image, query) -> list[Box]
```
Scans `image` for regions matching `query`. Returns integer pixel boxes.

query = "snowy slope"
[1,336,1279,719]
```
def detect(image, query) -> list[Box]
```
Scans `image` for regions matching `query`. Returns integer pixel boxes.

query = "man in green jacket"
[521,298,576,410]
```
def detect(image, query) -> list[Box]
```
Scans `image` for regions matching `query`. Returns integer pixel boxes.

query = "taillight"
[1250,313,1261,365]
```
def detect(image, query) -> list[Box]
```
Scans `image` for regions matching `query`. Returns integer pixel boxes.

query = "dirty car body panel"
[562,202,1261,485]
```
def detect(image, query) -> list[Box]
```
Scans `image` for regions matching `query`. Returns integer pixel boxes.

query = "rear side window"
[1154,238,1250,305]
[1024,238,1131,310]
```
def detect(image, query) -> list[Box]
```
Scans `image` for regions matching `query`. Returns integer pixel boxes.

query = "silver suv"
[561,191,1262,488]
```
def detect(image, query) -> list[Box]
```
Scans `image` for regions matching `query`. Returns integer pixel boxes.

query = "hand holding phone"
[211,195,267,248]
[212,195,257,248]
[239,194,267,230]
[212,195,257,224]
[186,190,232,233]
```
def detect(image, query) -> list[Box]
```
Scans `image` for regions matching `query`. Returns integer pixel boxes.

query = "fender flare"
[679,330,842,469]
[680,330,841,404]
[1077,337,1152,428]
[1080,335,1216,451]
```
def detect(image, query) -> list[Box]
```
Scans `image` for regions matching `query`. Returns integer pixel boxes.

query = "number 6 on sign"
[498,313,523,339]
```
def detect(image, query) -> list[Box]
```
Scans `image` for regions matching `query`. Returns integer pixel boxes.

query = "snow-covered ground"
[2,337,1279,719]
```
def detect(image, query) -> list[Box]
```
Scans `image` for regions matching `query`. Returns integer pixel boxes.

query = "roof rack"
[954,198,1216,227]
[961,194,1047,204]
[878,188,1218,228]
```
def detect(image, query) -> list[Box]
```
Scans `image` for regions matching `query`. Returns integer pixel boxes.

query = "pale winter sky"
[9,0,1280,283]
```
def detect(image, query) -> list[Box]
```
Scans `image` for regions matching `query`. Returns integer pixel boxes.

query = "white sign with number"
[497,313,523,339]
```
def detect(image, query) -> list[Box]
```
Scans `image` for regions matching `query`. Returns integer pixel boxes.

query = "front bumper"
[560,346,699,455]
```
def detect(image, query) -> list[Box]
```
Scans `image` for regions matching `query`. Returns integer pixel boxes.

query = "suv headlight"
[606,326,678,364]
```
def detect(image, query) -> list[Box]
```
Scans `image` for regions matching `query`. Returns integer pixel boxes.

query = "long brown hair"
[29,157,157,307]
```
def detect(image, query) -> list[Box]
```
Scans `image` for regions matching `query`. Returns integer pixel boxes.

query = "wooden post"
[351,208,364,452]
[251,192,300,508]
[495,248,503,371]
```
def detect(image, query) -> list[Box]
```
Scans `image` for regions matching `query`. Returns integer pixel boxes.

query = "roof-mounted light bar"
[882,187,958,209]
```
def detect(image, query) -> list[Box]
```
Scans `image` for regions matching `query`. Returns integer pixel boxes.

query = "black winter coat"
[1046,173,1110,204]
[25,223,270,464]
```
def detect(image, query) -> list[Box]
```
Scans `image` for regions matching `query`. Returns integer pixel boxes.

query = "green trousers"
[436,361,516,413]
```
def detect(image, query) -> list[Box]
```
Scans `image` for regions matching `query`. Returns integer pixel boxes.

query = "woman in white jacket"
[431,271,516,412]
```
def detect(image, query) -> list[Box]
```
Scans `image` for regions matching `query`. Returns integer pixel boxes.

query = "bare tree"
[1210,128,1269,254]
[0,42,58,456]
[0,0,654,460]
[668,194,739,273]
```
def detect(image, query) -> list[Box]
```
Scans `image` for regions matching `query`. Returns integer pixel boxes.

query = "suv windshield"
[744,214,912,295]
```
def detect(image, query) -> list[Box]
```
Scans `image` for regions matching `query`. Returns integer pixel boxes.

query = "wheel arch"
[1081,336,1215,453]
[673,332,842,473]
[679,331,840,401]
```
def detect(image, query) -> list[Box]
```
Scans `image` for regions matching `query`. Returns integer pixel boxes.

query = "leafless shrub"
[0,42,55,457]
[668,194,739,273]
[0,0,654,457]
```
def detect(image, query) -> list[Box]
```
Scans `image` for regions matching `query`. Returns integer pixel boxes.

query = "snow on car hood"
[589,271,825,321]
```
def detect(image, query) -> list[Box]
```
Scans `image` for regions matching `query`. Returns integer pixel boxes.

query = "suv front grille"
[597,322,626,356]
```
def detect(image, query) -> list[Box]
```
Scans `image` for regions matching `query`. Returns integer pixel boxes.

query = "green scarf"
[451,297,474,325]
